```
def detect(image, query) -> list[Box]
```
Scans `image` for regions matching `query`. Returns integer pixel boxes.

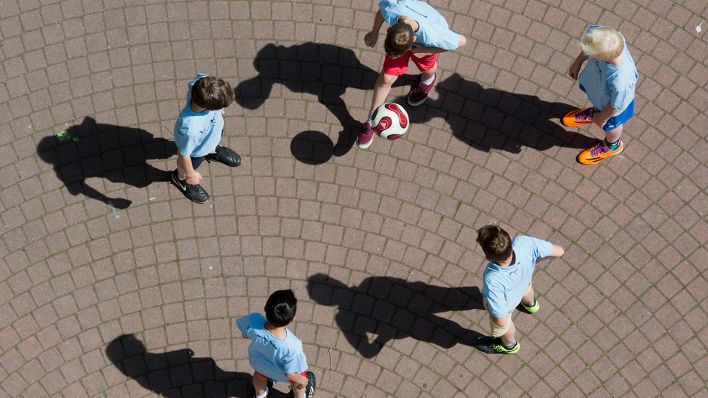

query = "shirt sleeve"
[282,349,309,375]
[236,315,251,338]
[530,237,554,260]
[378,0,398,25]
[427,29,460,51]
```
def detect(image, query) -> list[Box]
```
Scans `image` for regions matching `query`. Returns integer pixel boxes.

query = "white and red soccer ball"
[371,103,409,140]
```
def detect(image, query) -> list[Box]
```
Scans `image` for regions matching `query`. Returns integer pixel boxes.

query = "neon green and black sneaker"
[475,336,520,354]
[517,298,540,314]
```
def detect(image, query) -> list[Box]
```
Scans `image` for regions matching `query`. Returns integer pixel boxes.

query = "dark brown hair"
[191,76,234,110]
[476,225,512,262]
[385,22,414,57]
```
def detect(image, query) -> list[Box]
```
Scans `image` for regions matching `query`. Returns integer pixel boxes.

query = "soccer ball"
[371,103,409,140]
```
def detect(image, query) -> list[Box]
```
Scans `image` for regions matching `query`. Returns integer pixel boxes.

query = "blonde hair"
[580,27,624,62]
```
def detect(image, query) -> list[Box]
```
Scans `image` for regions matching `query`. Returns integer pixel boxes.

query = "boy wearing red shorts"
[358,0,467,149]
[237,290,316,398]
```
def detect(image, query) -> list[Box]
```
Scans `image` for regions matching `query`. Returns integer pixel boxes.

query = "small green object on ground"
[56,130,79,143]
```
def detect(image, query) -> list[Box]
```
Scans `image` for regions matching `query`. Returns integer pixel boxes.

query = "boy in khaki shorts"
[474,225,564,354]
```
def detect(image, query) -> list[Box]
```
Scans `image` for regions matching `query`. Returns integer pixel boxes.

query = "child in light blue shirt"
[171,73,242,203]
[357,0,467,149]
[237,290,315,398]
[475,225,564,354]
[564,25,638,165]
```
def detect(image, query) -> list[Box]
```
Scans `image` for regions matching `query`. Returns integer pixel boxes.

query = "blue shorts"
[579,84,635,132]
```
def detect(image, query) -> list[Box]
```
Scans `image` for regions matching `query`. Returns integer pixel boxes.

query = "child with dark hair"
[475,225,565,354]
[172,73,242,203]
[357,0,467,150]
[237,290,316,398]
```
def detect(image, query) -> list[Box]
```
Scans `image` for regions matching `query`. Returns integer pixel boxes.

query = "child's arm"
[568,51,588,79]
[592,105,621,129]
[364,10,385,47]
[548,244,565,258]
[410,34,467,55]
[177,153,202,185]
[286,372,309,390]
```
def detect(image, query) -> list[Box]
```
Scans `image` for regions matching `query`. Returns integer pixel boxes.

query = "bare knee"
[377,73,398,88]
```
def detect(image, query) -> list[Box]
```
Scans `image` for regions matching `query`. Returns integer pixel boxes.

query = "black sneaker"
[474,336,520,354]
[171,169,209,203]
[304,371,316,398]
[205,145,241,167]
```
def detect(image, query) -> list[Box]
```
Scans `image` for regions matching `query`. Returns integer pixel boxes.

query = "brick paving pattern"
[1,0,706,397]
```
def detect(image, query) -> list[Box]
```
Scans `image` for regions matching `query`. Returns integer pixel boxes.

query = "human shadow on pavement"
[307,274,484,358]
[235,42,409,162]
[400,73,597,153]
[106,334,291,398]
[36,117,176,209]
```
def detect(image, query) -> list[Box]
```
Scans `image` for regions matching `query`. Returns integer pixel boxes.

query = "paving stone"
[0,1,704,397]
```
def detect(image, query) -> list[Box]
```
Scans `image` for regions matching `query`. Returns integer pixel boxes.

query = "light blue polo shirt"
[174,73,224,157]
[578,25,638,113]
[379,0,460,51]
[236,313,308,382]
[482,236,554,318]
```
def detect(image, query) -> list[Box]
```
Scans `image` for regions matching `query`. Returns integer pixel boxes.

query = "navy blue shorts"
[191,156,205,169]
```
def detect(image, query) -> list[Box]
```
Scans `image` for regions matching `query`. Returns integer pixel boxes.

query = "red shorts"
[383,51,439,76]
[255,370,307,385]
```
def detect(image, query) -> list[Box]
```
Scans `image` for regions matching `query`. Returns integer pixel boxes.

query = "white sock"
[367,110,374,123]
[255,387,268,398]
[421,73,436,85]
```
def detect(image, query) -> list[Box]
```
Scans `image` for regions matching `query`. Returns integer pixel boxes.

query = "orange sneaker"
[577,140,623,165]
[562,107,593,127]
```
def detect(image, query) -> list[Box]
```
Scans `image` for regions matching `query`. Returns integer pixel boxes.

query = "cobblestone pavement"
[1,1,706,397]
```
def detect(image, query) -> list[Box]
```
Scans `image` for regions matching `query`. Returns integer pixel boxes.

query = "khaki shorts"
[484,280,533,338]
[490,312,512,337]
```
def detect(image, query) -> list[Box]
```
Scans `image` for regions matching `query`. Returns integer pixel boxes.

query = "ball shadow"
[290,131,334,165]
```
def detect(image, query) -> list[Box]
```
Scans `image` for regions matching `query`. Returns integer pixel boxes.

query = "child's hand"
[186,172,202,185]
[364,31,378,47]
[568,61,581,80]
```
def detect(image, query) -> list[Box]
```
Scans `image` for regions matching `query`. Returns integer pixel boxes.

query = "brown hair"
[385,21,415,57]
[476,225,512,262]
[191,76,234,110]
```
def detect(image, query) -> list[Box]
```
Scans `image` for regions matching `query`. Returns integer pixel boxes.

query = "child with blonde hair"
[564,26,638,165]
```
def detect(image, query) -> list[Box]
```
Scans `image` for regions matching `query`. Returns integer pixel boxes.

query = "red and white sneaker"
[357,121,375,149]
[407,73,437,107]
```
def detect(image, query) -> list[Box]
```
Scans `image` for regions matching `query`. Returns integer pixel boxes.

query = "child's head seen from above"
[265,289,298,327]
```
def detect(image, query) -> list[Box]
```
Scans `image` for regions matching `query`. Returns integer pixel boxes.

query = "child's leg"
[521,283,535,306]
[408,54,439,106]
[292,384,306,398]
[252,372,269,397]
[369,72,399,115]
[499,315,516,347]
[604,123,623,144]
[421,60,437,81]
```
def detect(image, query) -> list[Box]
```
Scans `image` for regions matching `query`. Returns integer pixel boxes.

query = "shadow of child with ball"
[235,42,409,162]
